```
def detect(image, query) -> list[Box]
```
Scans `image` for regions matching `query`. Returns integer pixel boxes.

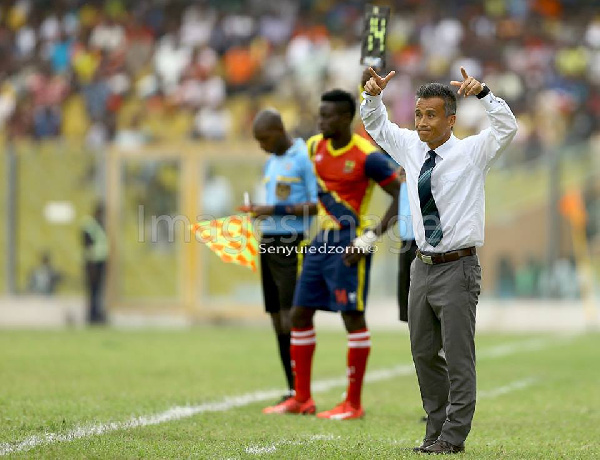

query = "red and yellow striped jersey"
[307,133,396,231]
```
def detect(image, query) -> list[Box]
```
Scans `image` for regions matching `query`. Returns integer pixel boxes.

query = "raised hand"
[450,67,484,97]
[364,67,396,96]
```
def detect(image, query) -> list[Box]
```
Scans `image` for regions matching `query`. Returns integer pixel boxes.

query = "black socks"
[277,333,294,391]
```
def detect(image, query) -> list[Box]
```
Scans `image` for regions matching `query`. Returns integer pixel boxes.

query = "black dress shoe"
[412,439,437,453]
[422,440,465,454]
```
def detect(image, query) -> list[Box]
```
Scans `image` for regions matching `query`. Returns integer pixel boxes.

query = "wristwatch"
[476,83,490,99]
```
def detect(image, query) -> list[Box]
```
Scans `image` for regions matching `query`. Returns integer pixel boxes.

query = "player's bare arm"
[239,203,318,218]
[342,177,401,266]
[373,178,401,236]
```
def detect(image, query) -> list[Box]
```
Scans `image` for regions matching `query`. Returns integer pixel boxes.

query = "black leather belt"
[416,247,476,265]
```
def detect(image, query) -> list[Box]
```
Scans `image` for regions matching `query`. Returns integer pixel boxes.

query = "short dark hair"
[321,89,356,119]
[416,83,456,116]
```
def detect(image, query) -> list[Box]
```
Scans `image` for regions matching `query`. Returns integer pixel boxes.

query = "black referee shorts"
[260,234,305,313]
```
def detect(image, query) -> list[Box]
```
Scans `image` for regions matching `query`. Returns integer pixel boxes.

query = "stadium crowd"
[0,0,599,165]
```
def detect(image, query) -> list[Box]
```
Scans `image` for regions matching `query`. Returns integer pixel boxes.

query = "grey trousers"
[408,254,481,446]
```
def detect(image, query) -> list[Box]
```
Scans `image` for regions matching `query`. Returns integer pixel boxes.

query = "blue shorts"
[293,228,372,312]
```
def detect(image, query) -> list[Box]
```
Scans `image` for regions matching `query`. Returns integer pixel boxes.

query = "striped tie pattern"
[418,150,443,247]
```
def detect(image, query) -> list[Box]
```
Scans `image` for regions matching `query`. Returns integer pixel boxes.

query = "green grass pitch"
[1,327,598,458]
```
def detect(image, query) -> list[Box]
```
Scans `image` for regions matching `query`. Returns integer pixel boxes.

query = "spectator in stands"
[6,96,34,140]
[154,32,191,94]
[192,102,231,140]
[49,31,73,74]
[114,112,150,150]
[82,69,111,123]
[33,105,61,139]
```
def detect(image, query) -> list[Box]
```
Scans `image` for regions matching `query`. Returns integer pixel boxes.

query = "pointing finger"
[368,67,381,80]
[382,70,396,83]
[460,66,469,79]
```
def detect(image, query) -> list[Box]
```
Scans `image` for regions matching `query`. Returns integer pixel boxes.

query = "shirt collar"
[276,138,302,158]
[423,133,457,160]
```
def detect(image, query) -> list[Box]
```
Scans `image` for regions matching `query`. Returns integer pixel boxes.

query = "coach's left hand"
[450,67,484,97]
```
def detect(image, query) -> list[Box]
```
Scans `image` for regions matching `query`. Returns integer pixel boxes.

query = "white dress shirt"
[360,91,518,253]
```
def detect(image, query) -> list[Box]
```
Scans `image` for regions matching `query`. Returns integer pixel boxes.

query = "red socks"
[290,326,370,408]
[346,328,371,408]
[290,327,316,403]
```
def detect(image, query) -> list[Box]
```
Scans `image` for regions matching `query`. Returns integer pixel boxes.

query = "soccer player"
[241,108,318,407]
[263,89,401,419]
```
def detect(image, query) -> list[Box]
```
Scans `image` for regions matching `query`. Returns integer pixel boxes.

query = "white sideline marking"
[245,445,277,455]
[0,337,562,456]
[479,377,537,399]
[477,337,554,359]
[245,434,340,455]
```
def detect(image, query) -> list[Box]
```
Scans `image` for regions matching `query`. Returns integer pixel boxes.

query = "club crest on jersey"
[276,182,291,200]
[344,160,356,173]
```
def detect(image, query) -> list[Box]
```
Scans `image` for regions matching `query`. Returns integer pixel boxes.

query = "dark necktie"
[418,150,443,247]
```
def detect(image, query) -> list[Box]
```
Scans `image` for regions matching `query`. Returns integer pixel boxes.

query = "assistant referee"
[241,109,317,408]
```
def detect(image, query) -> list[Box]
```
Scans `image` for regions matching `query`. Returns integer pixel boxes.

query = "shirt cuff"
[361,91,382,107]
[479,91,499,111]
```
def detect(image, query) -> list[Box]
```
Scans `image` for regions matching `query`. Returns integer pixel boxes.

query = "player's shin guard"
[346,328,371,408]
[290,327,316,403]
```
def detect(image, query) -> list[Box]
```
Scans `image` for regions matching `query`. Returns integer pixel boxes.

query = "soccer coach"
[361,66,517,454]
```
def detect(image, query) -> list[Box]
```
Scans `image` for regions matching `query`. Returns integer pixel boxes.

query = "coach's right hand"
[364,67,396,96]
